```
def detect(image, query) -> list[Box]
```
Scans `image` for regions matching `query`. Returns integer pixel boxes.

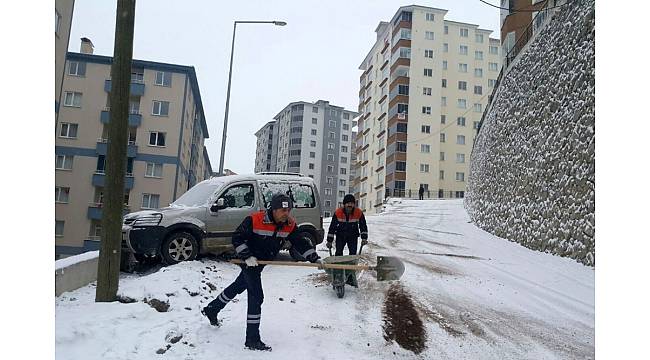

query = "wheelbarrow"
[323,254,360,298]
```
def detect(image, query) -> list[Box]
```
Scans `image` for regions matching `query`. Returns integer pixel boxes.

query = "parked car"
[121,173,324,265]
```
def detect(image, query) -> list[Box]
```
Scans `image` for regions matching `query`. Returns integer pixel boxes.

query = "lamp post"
[218,20,287,176]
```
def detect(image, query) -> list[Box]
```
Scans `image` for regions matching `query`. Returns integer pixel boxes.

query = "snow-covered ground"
[55,199,594,359]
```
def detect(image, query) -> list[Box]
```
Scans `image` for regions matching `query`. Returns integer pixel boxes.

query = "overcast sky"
[68,0,501,175]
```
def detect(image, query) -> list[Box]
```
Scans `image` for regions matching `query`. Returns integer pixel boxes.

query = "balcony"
[96,138,137,158]
[87,202,132,220]
[91,172,135,190]
[100,107,142,127]
[104,79,145,96]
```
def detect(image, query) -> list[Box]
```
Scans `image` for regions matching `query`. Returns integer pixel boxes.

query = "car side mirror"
[210,198,225,212]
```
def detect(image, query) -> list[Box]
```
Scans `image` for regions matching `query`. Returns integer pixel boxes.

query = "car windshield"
[171,180,225,207]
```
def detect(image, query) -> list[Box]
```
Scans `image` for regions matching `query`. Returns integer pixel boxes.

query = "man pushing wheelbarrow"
[327,194,369,256]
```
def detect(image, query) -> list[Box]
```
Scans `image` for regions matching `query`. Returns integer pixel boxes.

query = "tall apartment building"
[254,100,359,217]
[354,5,501,213]
[55,40,212,258]
[500,0,550,60]
[55,0,75,122]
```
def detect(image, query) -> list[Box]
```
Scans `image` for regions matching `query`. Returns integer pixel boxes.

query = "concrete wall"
[55,251,99,296]
[466,0,595,266]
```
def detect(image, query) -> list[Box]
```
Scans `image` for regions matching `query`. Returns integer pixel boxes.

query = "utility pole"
[96,0,136,302]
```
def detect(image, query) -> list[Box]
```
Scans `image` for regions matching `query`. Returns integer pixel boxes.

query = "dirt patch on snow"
[306,272,330,287]
[382,283,427,354]
[144,298,170,312]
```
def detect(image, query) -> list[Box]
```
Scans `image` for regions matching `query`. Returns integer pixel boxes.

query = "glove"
[245,256,258,267]
[361,239,368,246]
[306,253,320,263]
[326,241,333,249]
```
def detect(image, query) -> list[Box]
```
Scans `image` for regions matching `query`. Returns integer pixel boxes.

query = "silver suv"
[122,173,324,265]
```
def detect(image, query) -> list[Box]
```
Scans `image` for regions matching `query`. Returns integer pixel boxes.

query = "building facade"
[254,100,358,217]
[354,5,501,213]
[55,41,211,258]
[500,0,549,61]
[55,0,75,122]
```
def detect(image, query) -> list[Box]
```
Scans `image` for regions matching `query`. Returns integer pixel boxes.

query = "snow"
[56,199,594,359]
[55,251,99,271]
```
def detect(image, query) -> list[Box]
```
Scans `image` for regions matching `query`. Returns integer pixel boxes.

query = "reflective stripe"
[327,233,334,239]
[218,294,229,304]
[276,231,290,238]
[348,219,359,223]
[235,244,249,253]
[302,248,316,258]
[360,232,368,235]
[220,292,232,301]
[247,314,261,319]
[337,217,347,222]
[252,229,275,236]
[247,319,261,324]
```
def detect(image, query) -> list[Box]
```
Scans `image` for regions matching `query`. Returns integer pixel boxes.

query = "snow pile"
[466,0,595,266]
[55,251,99,271]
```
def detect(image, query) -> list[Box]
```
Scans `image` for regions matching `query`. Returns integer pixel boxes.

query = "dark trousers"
[206,265,265,341]
[419,192,424,200]
[335,234,358,256]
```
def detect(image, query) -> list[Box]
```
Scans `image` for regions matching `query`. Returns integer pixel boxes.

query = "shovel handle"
[229,259,372,271]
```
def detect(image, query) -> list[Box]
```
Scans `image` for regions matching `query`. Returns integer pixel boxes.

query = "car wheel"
[161,231,199,265]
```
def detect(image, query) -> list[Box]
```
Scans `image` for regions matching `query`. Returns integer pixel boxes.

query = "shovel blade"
[375,256,405,281]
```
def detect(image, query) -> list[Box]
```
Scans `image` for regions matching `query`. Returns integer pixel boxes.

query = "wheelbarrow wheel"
[335,285,345,298]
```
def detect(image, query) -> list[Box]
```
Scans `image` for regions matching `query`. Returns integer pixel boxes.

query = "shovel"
[229,256,405,281]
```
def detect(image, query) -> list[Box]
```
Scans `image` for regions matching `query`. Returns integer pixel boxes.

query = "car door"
[202,182,257,252]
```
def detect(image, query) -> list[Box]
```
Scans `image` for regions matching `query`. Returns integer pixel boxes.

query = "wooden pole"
[96,0,136,302]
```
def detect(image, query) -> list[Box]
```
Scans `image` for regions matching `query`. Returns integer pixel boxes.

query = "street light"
[218,20,287,176]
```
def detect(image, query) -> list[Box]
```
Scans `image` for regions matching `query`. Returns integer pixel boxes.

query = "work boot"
[245,339,272,351]
[201,306,221,327]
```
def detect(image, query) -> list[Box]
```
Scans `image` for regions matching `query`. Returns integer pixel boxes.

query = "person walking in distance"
[202,194,323,351]
[326,194,368,256]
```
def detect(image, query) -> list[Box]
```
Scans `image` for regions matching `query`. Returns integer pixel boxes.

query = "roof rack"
[256,172,305,177]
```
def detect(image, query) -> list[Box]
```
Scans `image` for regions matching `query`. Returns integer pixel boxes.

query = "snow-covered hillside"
[56,199,594,359]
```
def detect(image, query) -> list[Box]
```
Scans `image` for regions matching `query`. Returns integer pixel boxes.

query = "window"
[425,13,434,21]
[289,138,302,145]
[424,68,433,77]
[327,165,334,173]
[421,144,430,153]
[152,100,170,116]
[457,135,466,145]
[309,163,315,169]
[440,170,445,180]
[456,153,466,163]
[55,187,70,203]
[440,133,446,143]
[398,84,409,95]
[441,97,447,107]
[340,168,347,175]
[421,125,431,133]
[96,155,106,173]
[326,177,334,185]
[440,152,445,161]
[441,115,446,124]
[420,164,430,173]
[312,118,318,124]
[342,134,349,141]
[55,10,62,35]
[325,188,332,196]
[443,43,448,52]
[329,132,336,140]
[489,62,498,71]
[457,117,467,127]
[154,71,172,87]
[425,31,434,40]
[149,131,166,146]
[55,220,64,237]
[458,81,467,90]
[422,106,431,115]
[475,68,483,78]
[341,157,348,164]
[329,120,336,128]
[311,129,317,136]
[442,79,447,88]
[474,121,480,129]
[456,172,465,182]
[218,184,255,208]
[489,46,499,55]
[476,33,484,43]
[310,140,317,147]
[424,49,434,58]
[145,162,163,177]
[63,91,82,107]
[341,146,348,153]
[459,63,468,73]
[458,99,467,109]
[459,45,468,55]
[68,61,86,76]
[395,161,406,171]
[397,141,407,152]
[55,155,73,170]
[142,193,160,209]
[460,28,468,37]
[324,211,331,217]
[442,60,448,70]
[59,123,78,138]
[327,154,334,161]
[423,87,432,96]
[444,25,448,34]
[310,151,316,158]
[474,85,483,95]
[489,79,497,88]
[399,47,411,58]
[288,160,301,168]
[474,103,483,112]
[313,107,318,113]
[343,123,350,131]
[475,51,484,60]
[328,143,335,150]
[343,113,350,120]
[339,179,346,186]
[397,103,409,114]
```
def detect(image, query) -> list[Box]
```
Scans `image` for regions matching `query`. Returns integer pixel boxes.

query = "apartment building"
[354,5,501,213]
[55,40,212,258]
[55,0,75,122]
[500,0,550,60]
[254,100,359,217]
